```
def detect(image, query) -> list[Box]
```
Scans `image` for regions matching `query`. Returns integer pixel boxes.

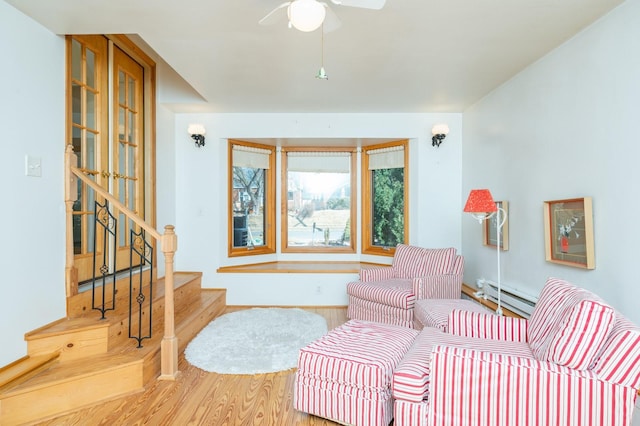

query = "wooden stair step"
[139,288,226,383]
[65,271,201,319]
[0,353,60,390]
[0,287,226,424]
[24,272,204,360]
[0,353,144,425]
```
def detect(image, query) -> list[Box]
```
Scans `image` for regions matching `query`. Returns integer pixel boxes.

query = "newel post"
[64,145,78,297]
[159,225,180,380]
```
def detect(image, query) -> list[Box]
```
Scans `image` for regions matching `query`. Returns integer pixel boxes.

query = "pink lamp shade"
[463,189,498,213]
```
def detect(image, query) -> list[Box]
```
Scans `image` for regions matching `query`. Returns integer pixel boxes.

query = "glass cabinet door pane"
[86,48,96,88]
[71,84,82,124]
[86,90,96,129]
[71,39,82,81]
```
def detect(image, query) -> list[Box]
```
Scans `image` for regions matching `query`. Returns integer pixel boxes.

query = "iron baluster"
[92,200,117,319]
[129,228,154,348]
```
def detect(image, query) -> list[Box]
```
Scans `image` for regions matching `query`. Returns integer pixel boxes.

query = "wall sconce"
[431,123,449,147]
[188,124,206,147]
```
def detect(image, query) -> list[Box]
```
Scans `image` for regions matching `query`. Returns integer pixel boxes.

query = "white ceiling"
[5,0,623,114]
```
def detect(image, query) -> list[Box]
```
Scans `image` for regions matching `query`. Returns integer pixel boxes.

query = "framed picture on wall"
[543,197,595,269]
[483,200,509,250]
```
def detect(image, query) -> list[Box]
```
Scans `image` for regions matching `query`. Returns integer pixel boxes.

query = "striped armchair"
[393,277,640,426]
[347,244,464,328]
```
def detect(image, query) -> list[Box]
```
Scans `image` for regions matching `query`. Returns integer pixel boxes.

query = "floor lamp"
[463,189,506,316]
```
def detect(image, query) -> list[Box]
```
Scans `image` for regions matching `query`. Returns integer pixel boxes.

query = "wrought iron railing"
[65,145,180,380]
[129,229,154,348]
[92,200,118,320]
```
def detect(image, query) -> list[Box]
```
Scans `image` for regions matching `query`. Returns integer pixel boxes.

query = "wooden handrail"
[64,145,180,380]
[67,169,162,242]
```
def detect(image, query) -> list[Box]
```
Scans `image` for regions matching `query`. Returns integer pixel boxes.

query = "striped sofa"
[393,277,640,426]
[347,244,464,328]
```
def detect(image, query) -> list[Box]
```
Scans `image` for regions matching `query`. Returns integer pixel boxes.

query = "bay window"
[227,139,407,258]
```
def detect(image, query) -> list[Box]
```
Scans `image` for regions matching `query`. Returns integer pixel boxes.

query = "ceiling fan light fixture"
[288,0,326,32]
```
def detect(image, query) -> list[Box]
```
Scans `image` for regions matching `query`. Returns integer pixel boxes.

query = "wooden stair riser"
[66,270,152,318]
[27,274,204,360]
[27,324,110,362]
[105,275,204,350]
[0,361,143,425]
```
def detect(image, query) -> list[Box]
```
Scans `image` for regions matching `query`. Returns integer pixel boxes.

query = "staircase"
[0,272,226,425]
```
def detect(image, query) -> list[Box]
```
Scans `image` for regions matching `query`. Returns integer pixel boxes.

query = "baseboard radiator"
[483,281,538,318]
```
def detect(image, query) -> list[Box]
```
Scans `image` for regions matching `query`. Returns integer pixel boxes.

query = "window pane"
[72,180,82,254]
[86,131,96,171]
[232,166,265,247]
[119,71,126,103]
[86,90,96,129]
[87,183,95,253]
[118,107,126,141]
[118,144,126,184]
[129,179,136,210]
[128,145,135,176]
[128,110,135,142]
[86,48,96,88]
[71,39,82,81]
[128,77,136,107]
[371,167,404,247]
[119,212,126,246]
[72,125,81,155]
[71,84,82,124]
[287,170,351,247]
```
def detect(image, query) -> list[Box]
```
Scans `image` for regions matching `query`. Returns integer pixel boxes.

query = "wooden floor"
[35,307,349,426]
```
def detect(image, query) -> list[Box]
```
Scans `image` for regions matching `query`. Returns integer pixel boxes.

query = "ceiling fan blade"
[330,0,385,9]
[259,2,291,26]
[322,5,342,33]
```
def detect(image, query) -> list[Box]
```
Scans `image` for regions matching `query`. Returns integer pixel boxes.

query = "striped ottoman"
[294,320,419,426]
[413,299,489,331]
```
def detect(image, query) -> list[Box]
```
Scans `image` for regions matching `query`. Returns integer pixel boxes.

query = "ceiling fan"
[259,0,386,33]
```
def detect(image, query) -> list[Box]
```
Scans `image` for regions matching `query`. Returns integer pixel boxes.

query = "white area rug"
[184,308,328,375]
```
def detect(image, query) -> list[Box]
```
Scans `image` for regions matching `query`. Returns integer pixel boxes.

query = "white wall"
[171,113,463,305]
[0,1,66,366]
[154,105,176,278]
[0,4,186,366]
[462,0,640,325]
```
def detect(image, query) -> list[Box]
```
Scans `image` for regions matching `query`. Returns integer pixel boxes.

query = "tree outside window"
[232,166,265,247]
[362,141,408,255]
[228,141,275,256]
[372,167,404,247]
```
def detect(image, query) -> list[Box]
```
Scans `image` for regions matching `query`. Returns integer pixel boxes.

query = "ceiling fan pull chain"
[316,22,328,80]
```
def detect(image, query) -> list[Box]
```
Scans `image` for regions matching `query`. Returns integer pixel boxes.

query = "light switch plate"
[25,155,42,177]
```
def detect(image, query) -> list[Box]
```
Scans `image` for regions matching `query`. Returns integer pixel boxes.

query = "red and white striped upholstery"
[413,299,489,331]
[347,245,464,328]
[590,314,640,389]
[392,277,640,426]
[391,245,457,278]
[448,309,529,342]
[294,320,419,426]
[347,278,414,309]
[392,327,533,403]
[527,277,615,369]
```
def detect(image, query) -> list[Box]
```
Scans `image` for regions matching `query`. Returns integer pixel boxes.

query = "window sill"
[216,261,386,274]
